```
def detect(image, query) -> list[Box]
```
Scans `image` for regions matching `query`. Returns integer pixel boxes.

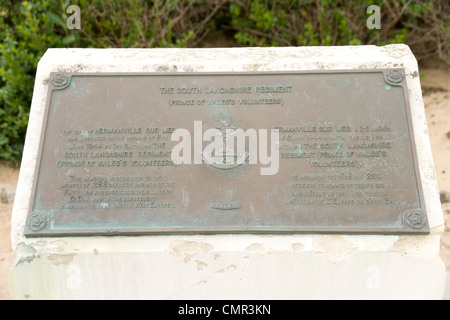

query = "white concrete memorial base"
[9,45,445,299]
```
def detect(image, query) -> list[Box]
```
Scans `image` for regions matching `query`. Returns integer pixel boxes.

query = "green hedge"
[0,0,73,165]
[0,0,448,165]
[230,0,438,47]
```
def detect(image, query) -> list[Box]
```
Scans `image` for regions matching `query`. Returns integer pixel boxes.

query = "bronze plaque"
[25,69,429,236]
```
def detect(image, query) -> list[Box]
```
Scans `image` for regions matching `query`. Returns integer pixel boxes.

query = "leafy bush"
[229,0,449,62]
[0,0,75,165]
[77,0,227,48]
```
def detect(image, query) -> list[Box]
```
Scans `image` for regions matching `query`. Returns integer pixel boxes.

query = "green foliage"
[228,0,449,50]
[0,0,74,165]
[76,0,220,48]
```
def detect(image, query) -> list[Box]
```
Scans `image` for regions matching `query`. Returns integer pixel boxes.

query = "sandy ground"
[422,67,450,299]
[0,67,448,300]
[0,163,19,300]
[422,68,450,190]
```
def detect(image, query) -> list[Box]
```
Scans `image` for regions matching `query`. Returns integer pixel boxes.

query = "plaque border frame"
[24,68,429,237]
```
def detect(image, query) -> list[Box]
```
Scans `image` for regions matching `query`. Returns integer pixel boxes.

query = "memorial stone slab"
[9,46,446,299]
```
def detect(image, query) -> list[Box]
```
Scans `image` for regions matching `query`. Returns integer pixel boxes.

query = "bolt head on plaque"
[404,210,427,230]
[384,69,404,86]
[27,212,50,232]
[51,73,71,89]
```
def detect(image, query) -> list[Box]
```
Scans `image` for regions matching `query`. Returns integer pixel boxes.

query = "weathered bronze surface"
[25,70,429,236]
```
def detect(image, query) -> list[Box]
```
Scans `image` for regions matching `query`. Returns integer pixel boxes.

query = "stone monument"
[9,45,446,299]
